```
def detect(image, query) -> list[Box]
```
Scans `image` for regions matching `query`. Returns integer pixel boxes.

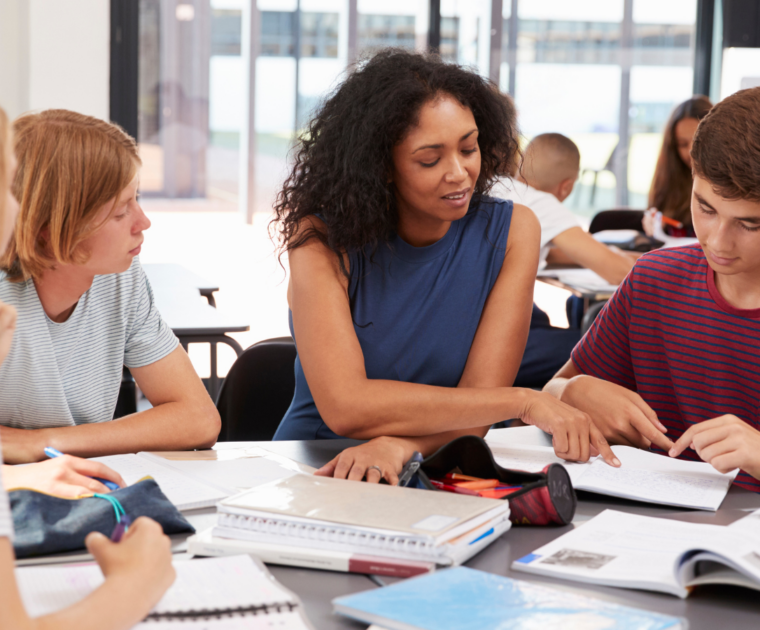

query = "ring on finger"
[367,465,383,476]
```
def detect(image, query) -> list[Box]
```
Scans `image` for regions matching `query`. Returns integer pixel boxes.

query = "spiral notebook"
[16,555,314,628]
[212,474,511,565]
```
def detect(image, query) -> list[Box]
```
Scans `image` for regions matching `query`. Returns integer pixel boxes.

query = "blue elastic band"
[93,493,127,524]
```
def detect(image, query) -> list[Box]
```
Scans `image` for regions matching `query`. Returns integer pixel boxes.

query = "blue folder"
[333,567,683,630]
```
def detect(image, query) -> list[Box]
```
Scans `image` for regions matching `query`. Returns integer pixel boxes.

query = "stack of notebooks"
[189,473,511,577]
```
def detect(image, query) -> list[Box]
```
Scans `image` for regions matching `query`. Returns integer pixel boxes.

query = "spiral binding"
[217,512,438,555]
[143,602,298,622]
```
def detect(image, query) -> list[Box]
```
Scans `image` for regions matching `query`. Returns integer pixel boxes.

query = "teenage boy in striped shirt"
[544,86,760,492]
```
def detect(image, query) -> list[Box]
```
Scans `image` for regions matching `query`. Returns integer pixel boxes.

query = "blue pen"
[44,447,120,491]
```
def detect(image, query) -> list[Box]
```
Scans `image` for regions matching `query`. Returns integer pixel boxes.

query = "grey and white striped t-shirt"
[0,258,178,429]
[0,439,12,539]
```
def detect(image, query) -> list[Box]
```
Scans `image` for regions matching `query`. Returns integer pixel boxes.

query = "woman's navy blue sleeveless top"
[273,197,513,440]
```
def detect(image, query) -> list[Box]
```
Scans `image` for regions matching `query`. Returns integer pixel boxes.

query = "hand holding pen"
[42,447,124,493]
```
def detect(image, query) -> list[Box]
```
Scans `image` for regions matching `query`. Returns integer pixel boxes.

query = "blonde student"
[0,110,220,464]
[543,87,760,490]
[0,104,176,630]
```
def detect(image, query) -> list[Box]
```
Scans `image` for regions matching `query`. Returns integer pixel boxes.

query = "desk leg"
[176,335,245,403]
[210,341,218,401]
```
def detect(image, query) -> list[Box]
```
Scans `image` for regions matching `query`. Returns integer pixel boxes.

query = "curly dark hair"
[271,48,520,270]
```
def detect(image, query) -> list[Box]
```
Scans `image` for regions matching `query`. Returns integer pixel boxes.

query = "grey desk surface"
[256,438,760,630]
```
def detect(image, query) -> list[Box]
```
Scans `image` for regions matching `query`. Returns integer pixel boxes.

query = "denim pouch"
[10,478,195,558]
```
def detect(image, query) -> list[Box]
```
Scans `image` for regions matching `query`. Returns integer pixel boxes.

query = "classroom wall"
[0,0,110,121]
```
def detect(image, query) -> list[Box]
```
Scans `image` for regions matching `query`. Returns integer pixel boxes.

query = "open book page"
[17,556,297,619]
[728,508,760,535]
[488,443,736,510]
[142,452,303,494]
[89,454,229,510]
[536,267,618,292]
[578,446,737,511]
[512,509,734,597]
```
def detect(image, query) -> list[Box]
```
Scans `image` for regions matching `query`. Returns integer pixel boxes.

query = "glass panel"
[440,0,492,77]
[512,1,624,217]
[628,0,697,209]
[357,0,429,58]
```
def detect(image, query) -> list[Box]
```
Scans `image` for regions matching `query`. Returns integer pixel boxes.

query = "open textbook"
[90,448,308,511]
[486,442,737,511]
[16,555,314,628]
[513,509,760,598]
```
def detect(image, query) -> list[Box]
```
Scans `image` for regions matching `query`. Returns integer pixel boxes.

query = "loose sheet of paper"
[17,556,294,619]
[152,455,301,493]
[488,444,736,510]
[89,454,228,510]
[536,268,618,292]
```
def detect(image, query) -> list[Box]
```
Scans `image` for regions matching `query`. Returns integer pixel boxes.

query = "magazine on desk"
[485,441,737,511]
[513,509,760,598]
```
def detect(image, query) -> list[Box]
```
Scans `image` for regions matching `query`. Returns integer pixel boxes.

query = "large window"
[135,0,699,219]
[500,0,697,216]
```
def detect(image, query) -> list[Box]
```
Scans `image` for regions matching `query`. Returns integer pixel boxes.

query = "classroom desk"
[143,263,220,307]
[144,268,250,399]
[259,437,760,630]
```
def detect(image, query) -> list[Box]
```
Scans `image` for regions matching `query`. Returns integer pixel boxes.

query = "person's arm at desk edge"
[0,346,221,464]
[547,226,636,285]
[544,359,673,453]
[0,518,175,630]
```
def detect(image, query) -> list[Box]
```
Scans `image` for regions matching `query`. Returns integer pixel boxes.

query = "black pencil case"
[10,478,195,558]
[409,435,576,526]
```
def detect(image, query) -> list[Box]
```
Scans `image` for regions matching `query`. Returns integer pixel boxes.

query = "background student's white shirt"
[490,179,580,268]
[0,438,13,539]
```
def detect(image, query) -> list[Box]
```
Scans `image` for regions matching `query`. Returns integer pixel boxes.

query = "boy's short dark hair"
[691,87,760,202]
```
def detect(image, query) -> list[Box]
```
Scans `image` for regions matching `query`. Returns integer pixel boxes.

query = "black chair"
[215,337,297,441]
[580,300,607,336]
[114,368,137,419]
[588,209,646,234]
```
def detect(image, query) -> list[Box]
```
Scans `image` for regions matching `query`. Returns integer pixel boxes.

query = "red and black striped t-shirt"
[571,244,760,492]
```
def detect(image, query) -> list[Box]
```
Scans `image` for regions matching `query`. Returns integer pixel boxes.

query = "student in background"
[273,50,615,482]
[491,133,635,388]
[0,104,176,630]
[644,96,712,238]
[0,110,220,464]
[543,87,760,491]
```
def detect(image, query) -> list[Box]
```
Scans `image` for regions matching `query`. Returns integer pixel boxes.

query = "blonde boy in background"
[492,133,635,388]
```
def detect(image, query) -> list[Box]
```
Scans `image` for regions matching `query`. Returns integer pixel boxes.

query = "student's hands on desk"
[2,456,124,497]
[86,516,176,614]
[669,415,760,479]
[557,374,674,453]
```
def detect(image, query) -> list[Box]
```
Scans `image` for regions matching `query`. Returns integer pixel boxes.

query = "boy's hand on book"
[560,375,673,453]
[314,436,409,485]
[86,516,176,608]
[2,455,124,497]
[669,415,760,478]
[520,390,619,467]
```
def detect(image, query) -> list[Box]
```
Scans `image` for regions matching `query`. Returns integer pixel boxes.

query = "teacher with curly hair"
[271,49,615,482]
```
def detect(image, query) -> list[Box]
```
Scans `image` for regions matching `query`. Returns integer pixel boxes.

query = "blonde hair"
[0,107,10,247]
[521,133,581,192]
[3,109,141,282]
